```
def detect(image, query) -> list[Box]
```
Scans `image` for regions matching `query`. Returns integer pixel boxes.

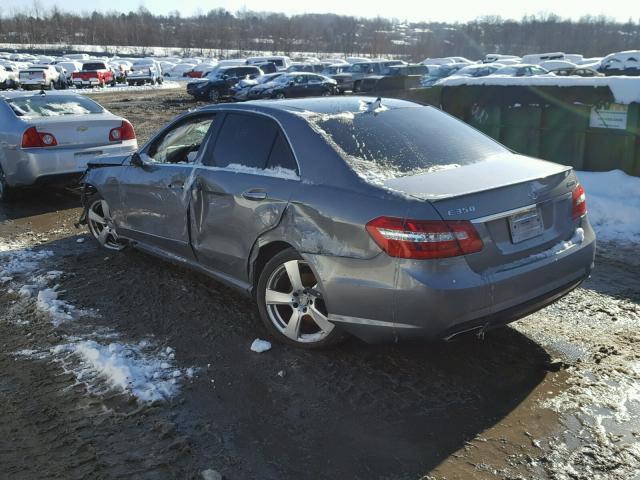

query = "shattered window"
[7,95,104,117]
[309,104,508,182]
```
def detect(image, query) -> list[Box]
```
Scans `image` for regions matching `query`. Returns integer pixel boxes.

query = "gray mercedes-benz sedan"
[80,97,595,348]
[0,91,137,201]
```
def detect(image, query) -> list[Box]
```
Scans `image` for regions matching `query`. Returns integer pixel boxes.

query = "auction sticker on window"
[589,103,628,130]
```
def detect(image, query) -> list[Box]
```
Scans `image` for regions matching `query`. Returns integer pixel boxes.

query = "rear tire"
[256,248,346,349]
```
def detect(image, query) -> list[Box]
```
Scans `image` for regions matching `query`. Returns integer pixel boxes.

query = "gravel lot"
[0,89,638,480]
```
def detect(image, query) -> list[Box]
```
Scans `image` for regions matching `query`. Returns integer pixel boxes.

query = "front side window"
[148,115,215,164]
[211,113,297,174]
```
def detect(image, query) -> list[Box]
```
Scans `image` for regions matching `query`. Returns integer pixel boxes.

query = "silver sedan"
[0,91,137,201]
[80,97,596,349]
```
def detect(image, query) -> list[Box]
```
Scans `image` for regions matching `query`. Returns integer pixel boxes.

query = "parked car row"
[187,65,338,102]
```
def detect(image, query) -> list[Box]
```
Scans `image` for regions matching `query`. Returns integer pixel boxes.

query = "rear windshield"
[82,63,106,70]
[7,95,104,117]
[309,104,508,181]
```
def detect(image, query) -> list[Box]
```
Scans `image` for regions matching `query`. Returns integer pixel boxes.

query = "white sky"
[0,0,636,23]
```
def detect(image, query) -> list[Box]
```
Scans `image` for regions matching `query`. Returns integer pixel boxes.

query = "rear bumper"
[73,79,102,86]
[1,141,137,187]
[305,221,596,343]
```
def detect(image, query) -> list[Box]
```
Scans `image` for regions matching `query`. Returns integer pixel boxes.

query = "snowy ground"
[0,89,638,479]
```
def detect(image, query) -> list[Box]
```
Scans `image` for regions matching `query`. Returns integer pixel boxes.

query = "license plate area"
[508,207,543,243]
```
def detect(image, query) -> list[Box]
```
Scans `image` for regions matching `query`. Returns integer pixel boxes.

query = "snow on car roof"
[208,96,419,116]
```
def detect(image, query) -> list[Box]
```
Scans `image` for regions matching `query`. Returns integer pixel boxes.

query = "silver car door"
[119,113,217,259]
[190,112,299,284]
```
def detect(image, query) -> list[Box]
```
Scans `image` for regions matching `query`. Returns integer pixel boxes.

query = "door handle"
[168,181,184,189]
[242,189,267,201]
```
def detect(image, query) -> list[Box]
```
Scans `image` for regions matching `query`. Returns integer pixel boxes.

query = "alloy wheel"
[264,259,334,343]
[87,199,125,250]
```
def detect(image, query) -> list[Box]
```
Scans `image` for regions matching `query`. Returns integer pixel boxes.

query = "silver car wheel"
[87,199,125,251]
[265,259,334,343]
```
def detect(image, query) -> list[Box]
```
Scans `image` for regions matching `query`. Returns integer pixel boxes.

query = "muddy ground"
[0,89,638,480]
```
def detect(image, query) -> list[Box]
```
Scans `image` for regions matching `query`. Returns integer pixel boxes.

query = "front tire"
[86,194,126,251]
[208,89,220,102]
[256,248,345,349]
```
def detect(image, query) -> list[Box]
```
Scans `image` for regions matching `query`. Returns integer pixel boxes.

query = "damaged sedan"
[80,97,595,348]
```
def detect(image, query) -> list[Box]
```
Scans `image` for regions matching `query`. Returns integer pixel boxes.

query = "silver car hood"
[382,153,570,200]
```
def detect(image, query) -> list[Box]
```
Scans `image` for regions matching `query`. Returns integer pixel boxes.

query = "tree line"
[1,5,639,60]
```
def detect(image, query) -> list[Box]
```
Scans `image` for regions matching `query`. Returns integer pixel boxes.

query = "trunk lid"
[396,154,578,273]
[30,115,123,149]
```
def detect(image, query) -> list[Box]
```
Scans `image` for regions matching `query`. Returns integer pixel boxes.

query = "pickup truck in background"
[72,61,116,88]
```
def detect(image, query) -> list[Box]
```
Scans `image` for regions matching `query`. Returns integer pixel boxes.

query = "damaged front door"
[119,113,217,259]
[190,112,299,284]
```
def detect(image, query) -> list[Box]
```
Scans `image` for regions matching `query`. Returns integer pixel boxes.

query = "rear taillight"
[366,216,484,260]
[21,126,58,148]
[572,183,587,219]
[109,121,136,142]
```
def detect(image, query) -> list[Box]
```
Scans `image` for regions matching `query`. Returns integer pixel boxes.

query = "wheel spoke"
[88,209,106,225]
[97,228,109,245]
[284,260,303,291]
[309,306,334,333]
[100,200,111,219]
[284,309,302,340]
[265,289,292,306]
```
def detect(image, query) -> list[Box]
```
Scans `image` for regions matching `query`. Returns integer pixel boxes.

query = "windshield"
[309,105,508,182]
[7,95,104,117]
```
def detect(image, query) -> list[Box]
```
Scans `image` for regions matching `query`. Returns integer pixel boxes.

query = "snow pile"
[250,339,272,353]
[53,339,194,403]
[0,242,89,325]
[36,287,78,326]
[577,170,640,243]
[438,75,640,105]
[0,244,53,277]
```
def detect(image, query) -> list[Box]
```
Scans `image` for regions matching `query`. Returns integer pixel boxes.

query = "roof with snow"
[437,75,640,105]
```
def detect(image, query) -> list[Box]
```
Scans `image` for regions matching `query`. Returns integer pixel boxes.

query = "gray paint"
[83,97,596,343]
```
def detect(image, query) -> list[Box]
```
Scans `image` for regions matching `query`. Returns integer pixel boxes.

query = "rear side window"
[267,132,297,172]
[213,113,278,169]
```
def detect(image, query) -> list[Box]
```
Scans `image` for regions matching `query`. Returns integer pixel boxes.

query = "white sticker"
[589,104,628,130]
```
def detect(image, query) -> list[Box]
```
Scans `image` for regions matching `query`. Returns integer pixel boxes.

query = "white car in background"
[19,65,63,90]
[490,64,553,77]
[0,91,138,201]
[169,63,197,77]
[0,65,20,89]
[599,50,640,75]
[246,55,291,71]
